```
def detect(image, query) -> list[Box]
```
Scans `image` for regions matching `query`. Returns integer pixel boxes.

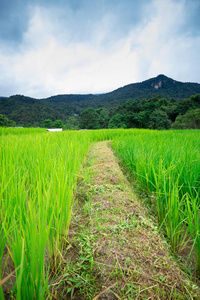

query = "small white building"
[47,128,63,132]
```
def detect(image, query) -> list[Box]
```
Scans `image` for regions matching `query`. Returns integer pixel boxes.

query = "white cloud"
[0,0,200,98]
[0,6,139,97]
[129,0,200,82]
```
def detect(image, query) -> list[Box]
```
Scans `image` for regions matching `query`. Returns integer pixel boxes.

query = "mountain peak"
[149,74,172,90]
[156,74,169,79]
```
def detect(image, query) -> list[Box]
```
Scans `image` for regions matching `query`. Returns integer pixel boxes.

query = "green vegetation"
[109,94,200,130]
[1,128,200,299]
[0,129,121,299]
[79,108,101,129]
[172,108,200,129]
[79,94,200,130]
[0,130,89,299]
[1,93,200,130]
[108,113,127,128]
[1,92,200,131]
[0,127,45,136]
[112,130,200,271]
[61,141,198,299]
[0,114,16,127]
[1,75,200,128]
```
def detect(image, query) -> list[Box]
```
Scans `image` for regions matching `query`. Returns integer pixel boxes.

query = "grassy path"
[53,141,199,299]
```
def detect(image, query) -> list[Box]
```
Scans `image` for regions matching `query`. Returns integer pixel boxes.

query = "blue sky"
[0,0,200,98]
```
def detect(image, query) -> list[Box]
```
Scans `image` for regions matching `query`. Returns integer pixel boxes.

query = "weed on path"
[53,141,199,299]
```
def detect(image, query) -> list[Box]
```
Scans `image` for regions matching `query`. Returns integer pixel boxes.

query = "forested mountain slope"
[1,74,200,126]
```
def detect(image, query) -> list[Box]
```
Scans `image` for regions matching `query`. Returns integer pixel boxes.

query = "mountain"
[1,74,200,126]
[42,74,200,107]
[106,74,200,101]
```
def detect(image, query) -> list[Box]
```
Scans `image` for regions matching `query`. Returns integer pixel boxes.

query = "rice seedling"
[0,130,92,298]
[185,193,200,275]
[1,127,200,298]
[0,128,127,298]
[0,127,45,136]
[112,129,200,271]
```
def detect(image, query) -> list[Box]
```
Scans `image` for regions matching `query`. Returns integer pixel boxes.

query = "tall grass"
[0,130,97,298]
[112,129,200,272]
[0,128,129,298]
[0,127,46,136]
[1,128,200,298]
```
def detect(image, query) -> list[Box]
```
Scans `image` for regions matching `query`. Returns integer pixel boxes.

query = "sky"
[0,0,200,98]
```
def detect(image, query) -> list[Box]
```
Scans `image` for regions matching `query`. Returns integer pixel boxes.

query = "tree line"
[78,94,200,130]
[1,94,200,130]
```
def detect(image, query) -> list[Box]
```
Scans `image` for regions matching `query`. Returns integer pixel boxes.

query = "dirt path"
[59,141,199,299]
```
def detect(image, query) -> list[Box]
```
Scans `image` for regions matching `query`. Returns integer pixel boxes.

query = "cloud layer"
[0,0,200,98]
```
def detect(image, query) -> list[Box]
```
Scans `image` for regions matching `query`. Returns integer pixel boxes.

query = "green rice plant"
[161,184,189,253]
[0,130,90,297]
[0,127,45,136]
[185,193,200,275]
[1,128,125,298]
[0,222,6,299]
[112,129,200,266]
[1,127,200,297]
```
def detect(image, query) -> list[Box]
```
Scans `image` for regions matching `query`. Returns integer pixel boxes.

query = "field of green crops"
[0,128,200,299]
[112,130,200,268]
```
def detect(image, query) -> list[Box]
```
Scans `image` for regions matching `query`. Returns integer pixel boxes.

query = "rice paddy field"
[112,130,200,254]
[0,128,200,299]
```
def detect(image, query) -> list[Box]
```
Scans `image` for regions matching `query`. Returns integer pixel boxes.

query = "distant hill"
[42,74,200,107]
[106,74,200,101]
[1,74,200,125]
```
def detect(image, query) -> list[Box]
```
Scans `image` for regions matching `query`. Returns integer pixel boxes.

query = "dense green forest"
[1,75,200,129]
[79,94,200,130]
